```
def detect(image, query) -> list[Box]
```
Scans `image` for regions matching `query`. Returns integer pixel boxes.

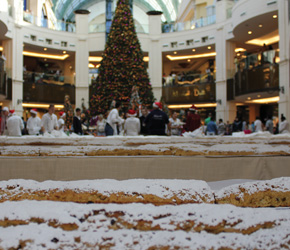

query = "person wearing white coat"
[105,102,124,136]
[124,109,140,136]
[41,105,59,133]
[7,110,24,136]
[279,115,290,134]
[27,109,41,135]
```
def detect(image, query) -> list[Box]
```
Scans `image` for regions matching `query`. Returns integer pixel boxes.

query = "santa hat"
[59,111,66,118]
[189,105,197,111]
[30,109,38,115]
[127,109,137,117]
[153,102,162,109]
[2,107,9,112]
[9,109,15,115]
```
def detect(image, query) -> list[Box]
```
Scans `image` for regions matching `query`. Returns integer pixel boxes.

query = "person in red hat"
[27,109,41,135]
[124,109,140,136]
[7,110,24,136]
[185,105,201,132]
[58,111,67,132]
[144,102,170,136]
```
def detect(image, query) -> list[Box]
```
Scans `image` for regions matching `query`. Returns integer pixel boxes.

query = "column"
[215,0,236,123]
[278,0,290,120]
[3,0,24,115]
[74,9,90,110]
[147,11,163,102]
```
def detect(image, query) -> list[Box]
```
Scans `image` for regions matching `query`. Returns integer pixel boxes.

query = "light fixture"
[143,56,149,62]
[166,52,216,61]
[187,59,191,62]
[248,31,252,35]
[88,63,95,68]
[167,103,217,109]
[44,58,47,61]
[246,96,279,104]
[191,24,195,30]
[22,103,64,109]
[246,35,280,46]
[23,51,69,60]
[257,95,261,98]
[192,49,196,52]
[0,47,3,51]
[237,53,240,57]
[273,15,277,19]
[259,24,263,28]
[44,48,47,51]
[235,48,246,53]
[63,51,66,54]
[173,51,177,54]
[89,56,103,62]
[247,97,251,100]
[207,46,211,49]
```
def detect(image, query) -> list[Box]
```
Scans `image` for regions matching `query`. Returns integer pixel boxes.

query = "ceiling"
[52,0,181,23]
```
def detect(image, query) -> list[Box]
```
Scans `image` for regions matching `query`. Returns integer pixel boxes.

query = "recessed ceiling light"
[259,24,263,28]
[207,46,211,49]
[247,97,251,100]
[187,59,191,62]
[257,95,261,98]
[192,49,196,52]
[44,48,47,51]
[63,51,66,54]
[273,15,277,19]
[248,31,252,35]
[173,51,177,54]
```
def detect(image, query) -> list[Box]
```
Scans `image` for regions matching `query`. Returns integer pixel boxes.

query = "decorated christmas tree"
[89,0,155,115]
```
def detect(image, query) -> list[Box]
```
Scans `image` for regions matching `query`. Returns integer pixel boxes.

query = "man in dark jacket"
[73,108,83,135]
[145,102,170,135]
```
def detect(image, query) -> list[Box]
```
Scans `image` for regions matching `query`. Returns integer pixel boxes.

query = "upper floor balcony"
[22,10,216,35]
[162,72,216,104]
[22,71,75,104]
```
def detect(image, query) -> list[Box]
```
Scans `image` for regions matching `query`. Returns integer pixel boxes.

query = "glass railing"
[162,81,216,104]
[23,12,76,32]
[23,71,75,86]
[236,49,279,72]
[8,5,12,17]
[226,8,232,19]
[89,23,106,33]
[162,15,216,33]
[163,72,215,87]
[88,22,149,34]
[234,50,279,96]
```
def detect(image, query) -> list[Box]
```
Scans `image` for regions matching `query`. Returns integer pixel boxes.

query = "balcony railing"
[23,11,76,32]
[162,15,216,33]
[23,72,75,104]
[162,79,216,104]
[234,50,279,96]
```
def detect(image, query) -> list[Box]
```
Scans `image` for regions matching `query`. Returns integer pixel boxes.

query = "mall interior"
[0,0,289,124]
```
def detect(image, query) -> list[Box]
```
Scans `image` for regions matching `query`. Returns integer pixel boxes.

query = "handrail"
[23,11,76,32]
[162,15,216,33]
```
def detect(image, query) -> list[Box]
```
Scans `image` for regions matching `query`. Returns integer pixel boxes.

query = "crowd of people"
[0,103,290,137]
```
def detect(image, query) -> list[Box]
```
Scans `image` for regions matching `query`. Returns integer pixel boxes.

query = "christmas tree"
[89,0,155,115]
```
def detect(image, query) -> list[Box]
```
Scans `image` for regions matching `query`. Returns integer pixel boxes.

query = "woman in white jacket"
[124,109,140,136]
[7,110,24,136]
